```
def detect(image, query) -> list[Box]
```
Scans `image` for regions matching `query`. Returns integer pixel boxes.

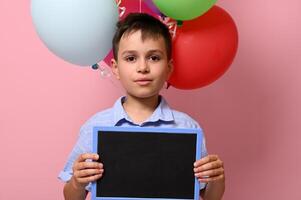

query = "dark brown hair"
[112,13,172,60]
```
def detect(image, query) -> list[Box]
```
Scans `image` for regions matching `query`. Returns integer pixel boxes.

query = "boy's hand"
[71,153,104,189]
[194,155,225,183]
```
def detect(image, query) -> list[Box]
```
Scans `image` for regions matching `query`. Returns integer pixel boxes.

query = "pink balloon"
[143,0,162,15]
[120,0,158,19]
[103,50,113,64]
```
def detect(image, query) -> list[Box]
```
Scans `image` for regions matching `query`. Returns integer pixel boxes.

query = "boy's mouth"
[134,78,153,86]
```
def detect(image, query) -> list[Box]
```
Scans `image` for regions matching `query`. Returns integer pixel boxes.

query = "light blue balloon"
[31,0,119,66]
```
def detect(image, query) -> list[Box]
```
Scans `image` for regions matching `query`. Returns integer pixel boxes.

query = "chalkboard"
[92,127,203,200]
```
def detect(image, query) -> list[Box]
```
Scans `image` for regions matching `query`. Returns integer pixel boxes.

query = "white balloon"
[31,0,119,66]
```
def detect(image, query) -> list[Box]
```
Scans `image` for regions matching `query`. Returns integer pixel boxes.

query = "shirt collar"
[112,96,174,126]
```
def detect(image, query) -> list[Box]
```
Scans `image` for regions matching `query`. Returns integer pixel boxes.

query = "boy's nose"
[136,60,150,73]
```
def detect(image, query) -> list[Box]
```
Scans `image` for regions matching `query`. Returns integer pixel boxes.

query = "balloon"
[169,6,239,89]
[153,0,217,20]
[31,0,119,66]
[143,0,162,15]
[119,0,158,19]
[103,50,114,65]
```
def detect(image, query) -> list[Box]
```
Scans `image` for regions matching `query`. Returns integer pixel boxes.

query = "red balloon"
[169,6,238,89]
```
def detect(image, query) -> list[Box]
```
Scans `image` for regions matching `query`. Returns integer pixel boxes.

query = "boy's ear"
[111,58,120,80]
[167,59,174,79]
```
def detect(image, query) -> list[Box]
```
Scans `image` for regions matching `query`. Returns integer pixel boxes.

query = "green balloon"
[153,0,217,20]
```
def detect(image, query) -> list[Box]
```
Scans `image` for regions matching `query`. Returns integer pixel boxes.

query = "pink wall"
[0,0,300,199]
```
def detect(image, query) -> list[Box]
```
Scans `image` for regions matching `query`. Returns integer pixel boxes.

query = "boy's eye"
[125,56,136,62]
[148,55,161,62]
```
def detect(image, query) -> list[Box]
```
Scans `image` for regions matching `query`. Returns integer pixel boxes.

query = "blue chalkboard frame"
[92,126,203,200]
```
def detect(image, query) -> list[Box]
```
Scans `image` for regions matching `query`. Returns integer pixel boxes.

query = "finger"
[76,153,99,162]
[195,167,224,178]
[194,160,223,173]
[74,168,104,179]
[198,174,225,183]
[75,162,103,171]
[194,155,219,167]
[76,174,103,184]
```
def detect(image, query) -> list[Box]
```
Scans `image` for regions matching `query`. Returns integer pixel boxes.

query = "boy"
[59,13,225,200]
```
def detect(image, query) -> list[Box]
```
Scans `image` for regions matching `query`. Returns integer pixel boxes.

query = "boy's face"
[111,30,173,99]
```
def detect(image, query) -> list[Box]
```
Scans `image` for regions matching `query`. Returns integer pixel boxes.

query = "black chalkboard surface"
[92,127,203,200]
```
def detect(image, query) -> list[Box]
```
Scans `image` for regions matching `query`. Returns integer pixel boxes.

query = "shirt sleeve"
[190,120,208,158]
[58,126,93,191]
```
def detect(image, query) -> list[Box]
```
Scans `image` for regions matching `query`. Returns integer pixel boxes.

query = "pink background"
[1,0,300,199]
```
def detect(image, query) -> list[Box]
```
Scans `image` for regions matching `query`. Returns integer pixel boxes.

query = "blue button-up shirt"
[59,96,207,191]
